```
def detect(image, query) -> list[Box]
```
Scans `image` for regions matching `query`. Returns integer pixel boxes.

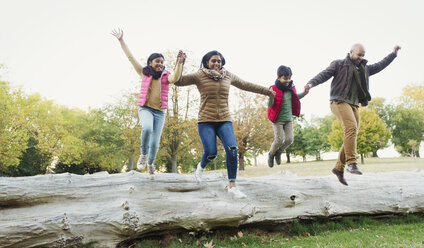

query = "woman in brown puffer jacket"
[175,50,275,198]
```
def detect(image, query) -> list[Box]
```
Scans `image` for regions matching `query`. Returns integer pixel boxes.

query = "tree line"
[1,60,423,177]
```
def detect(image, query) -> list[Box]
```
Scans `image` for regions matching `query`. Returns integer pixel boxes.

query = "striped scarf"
[201,68,227,81]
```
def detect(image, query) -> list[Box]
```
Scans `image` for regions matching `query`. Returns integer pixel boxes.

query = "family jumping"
[112,28,401,197]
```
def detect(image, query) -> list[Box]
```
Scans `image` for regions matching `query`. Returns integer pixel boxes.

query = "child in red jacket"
[267,66,309,167]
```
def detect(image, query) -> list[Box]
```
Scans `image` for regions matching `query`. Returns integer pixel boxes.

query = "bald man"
[304,44,401,185]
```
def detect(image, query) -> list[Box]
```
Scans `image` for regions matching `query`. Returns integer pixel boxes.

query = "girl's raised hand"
[111,28,124,41]
[177,50,186,64]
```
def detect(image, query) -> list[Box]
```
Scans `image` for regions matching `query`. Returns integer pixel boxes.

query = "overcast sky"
[1,0,423,122]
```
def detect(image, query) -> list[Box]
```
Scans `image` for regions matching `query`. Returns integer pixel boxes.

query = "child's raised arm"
[111,28,144,76]
[168,50,186,84]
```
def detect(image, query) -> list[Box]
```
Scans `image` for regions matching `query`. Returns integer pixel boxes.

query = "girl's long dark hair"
[201,50,226,69]
[143,53,164,79]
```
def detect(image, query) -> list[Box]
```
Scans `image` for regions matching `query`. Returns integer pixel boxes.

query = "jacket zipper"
[216,81,220,119]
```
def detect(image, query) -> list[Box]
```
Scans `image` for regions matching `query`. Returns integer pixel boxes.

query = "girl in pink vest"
[112,29,185,174]
[267,65,309,168]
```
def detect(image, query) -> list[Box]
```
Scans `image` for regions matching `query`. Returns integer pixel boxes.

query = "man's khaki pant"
[330,101,360,171]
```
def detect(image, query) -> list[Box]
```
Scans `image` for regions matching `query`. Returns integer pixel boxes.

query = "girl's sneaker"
[137,154,148,170]
[228,187,247,199]
[194,162,204,182]
[148,164,155,175]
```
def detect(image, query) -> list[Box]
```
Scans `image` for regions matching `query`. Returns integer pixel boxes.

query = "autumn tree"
[232,92,273,170]
[246,95,274,167]
[356,108,391,163]
[400,82,424,111]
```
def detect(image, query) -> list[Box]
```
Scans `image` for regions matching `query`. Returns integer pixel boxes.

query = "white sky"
[1,0,423,121]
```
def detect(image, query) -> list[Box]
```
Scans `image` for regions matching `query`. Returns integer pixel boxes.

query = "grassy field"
[133,214,424,248]
[237,157,424,177]
[130,157,424,248]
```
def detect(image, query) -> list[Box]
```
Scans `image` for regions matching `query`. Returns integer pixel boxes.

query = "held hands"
[176,50,187,64]
[393,45,401,55]
[268,88,276,99]
[111,28,124,41]
[304,83,312,94]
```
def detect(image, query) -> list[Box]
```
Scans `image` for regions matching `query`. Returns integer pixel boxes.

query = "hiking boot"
[267,153,274,168]
[275,151,282,165]
[194,162,204,182]
[136,154,148,171]
[148,164,155,175]
[346,163,362,175]
[228,186,247,199]
[332,168,348,186]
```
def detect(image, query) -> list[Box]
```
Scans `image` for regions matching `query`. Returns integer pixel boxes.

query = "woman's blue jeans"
[138,106,166,165]
[197,121,238,182]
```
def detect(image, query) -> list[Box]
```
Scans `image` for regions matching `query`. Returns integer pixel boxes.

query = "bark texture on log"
[1,169,424,248]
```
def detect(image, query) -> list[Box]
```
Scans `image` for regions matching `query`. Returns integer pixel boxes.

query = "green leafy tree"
[102,92,140,171]
[79,109,127,172]
[393,83,424,157]
[285,117,306,162]
[1,137,51,176]
[0,81,30,169]
[390,106,424,157]
[302,127,323,161]
[302,115,334,161]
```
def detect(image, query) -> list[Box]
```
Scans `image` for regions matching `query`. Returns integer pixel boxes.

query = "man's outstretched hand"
[393,45,401,55]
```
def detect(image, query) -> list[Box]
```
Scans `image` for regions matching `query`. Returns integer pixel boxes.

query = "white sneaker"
[137,154,148,170]
[228,187,247,199]
[194,162,204,182]
[148,164,155,175]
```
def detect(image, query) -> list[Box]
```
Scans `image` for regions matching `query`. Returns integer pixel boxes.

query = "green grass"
[236,157,424,177]
[132,214,424,248]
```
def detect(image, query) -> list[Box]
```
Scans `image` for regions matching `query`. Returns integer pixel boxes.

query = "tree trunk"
[416,150,420,158]
[286,153,291,163]
[372,151,379,157]
[254,152,258,167]
[171,154,177,173]
[238,152,245,171]
[2,170,424,247]
[213,159,217,170]
[128,152,134,171]
[361,153,365,164]
[316,153,321,161]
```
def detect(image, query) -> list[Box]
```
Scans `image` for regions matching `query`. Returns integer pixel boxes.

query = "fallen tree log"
[1,169,424,247]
